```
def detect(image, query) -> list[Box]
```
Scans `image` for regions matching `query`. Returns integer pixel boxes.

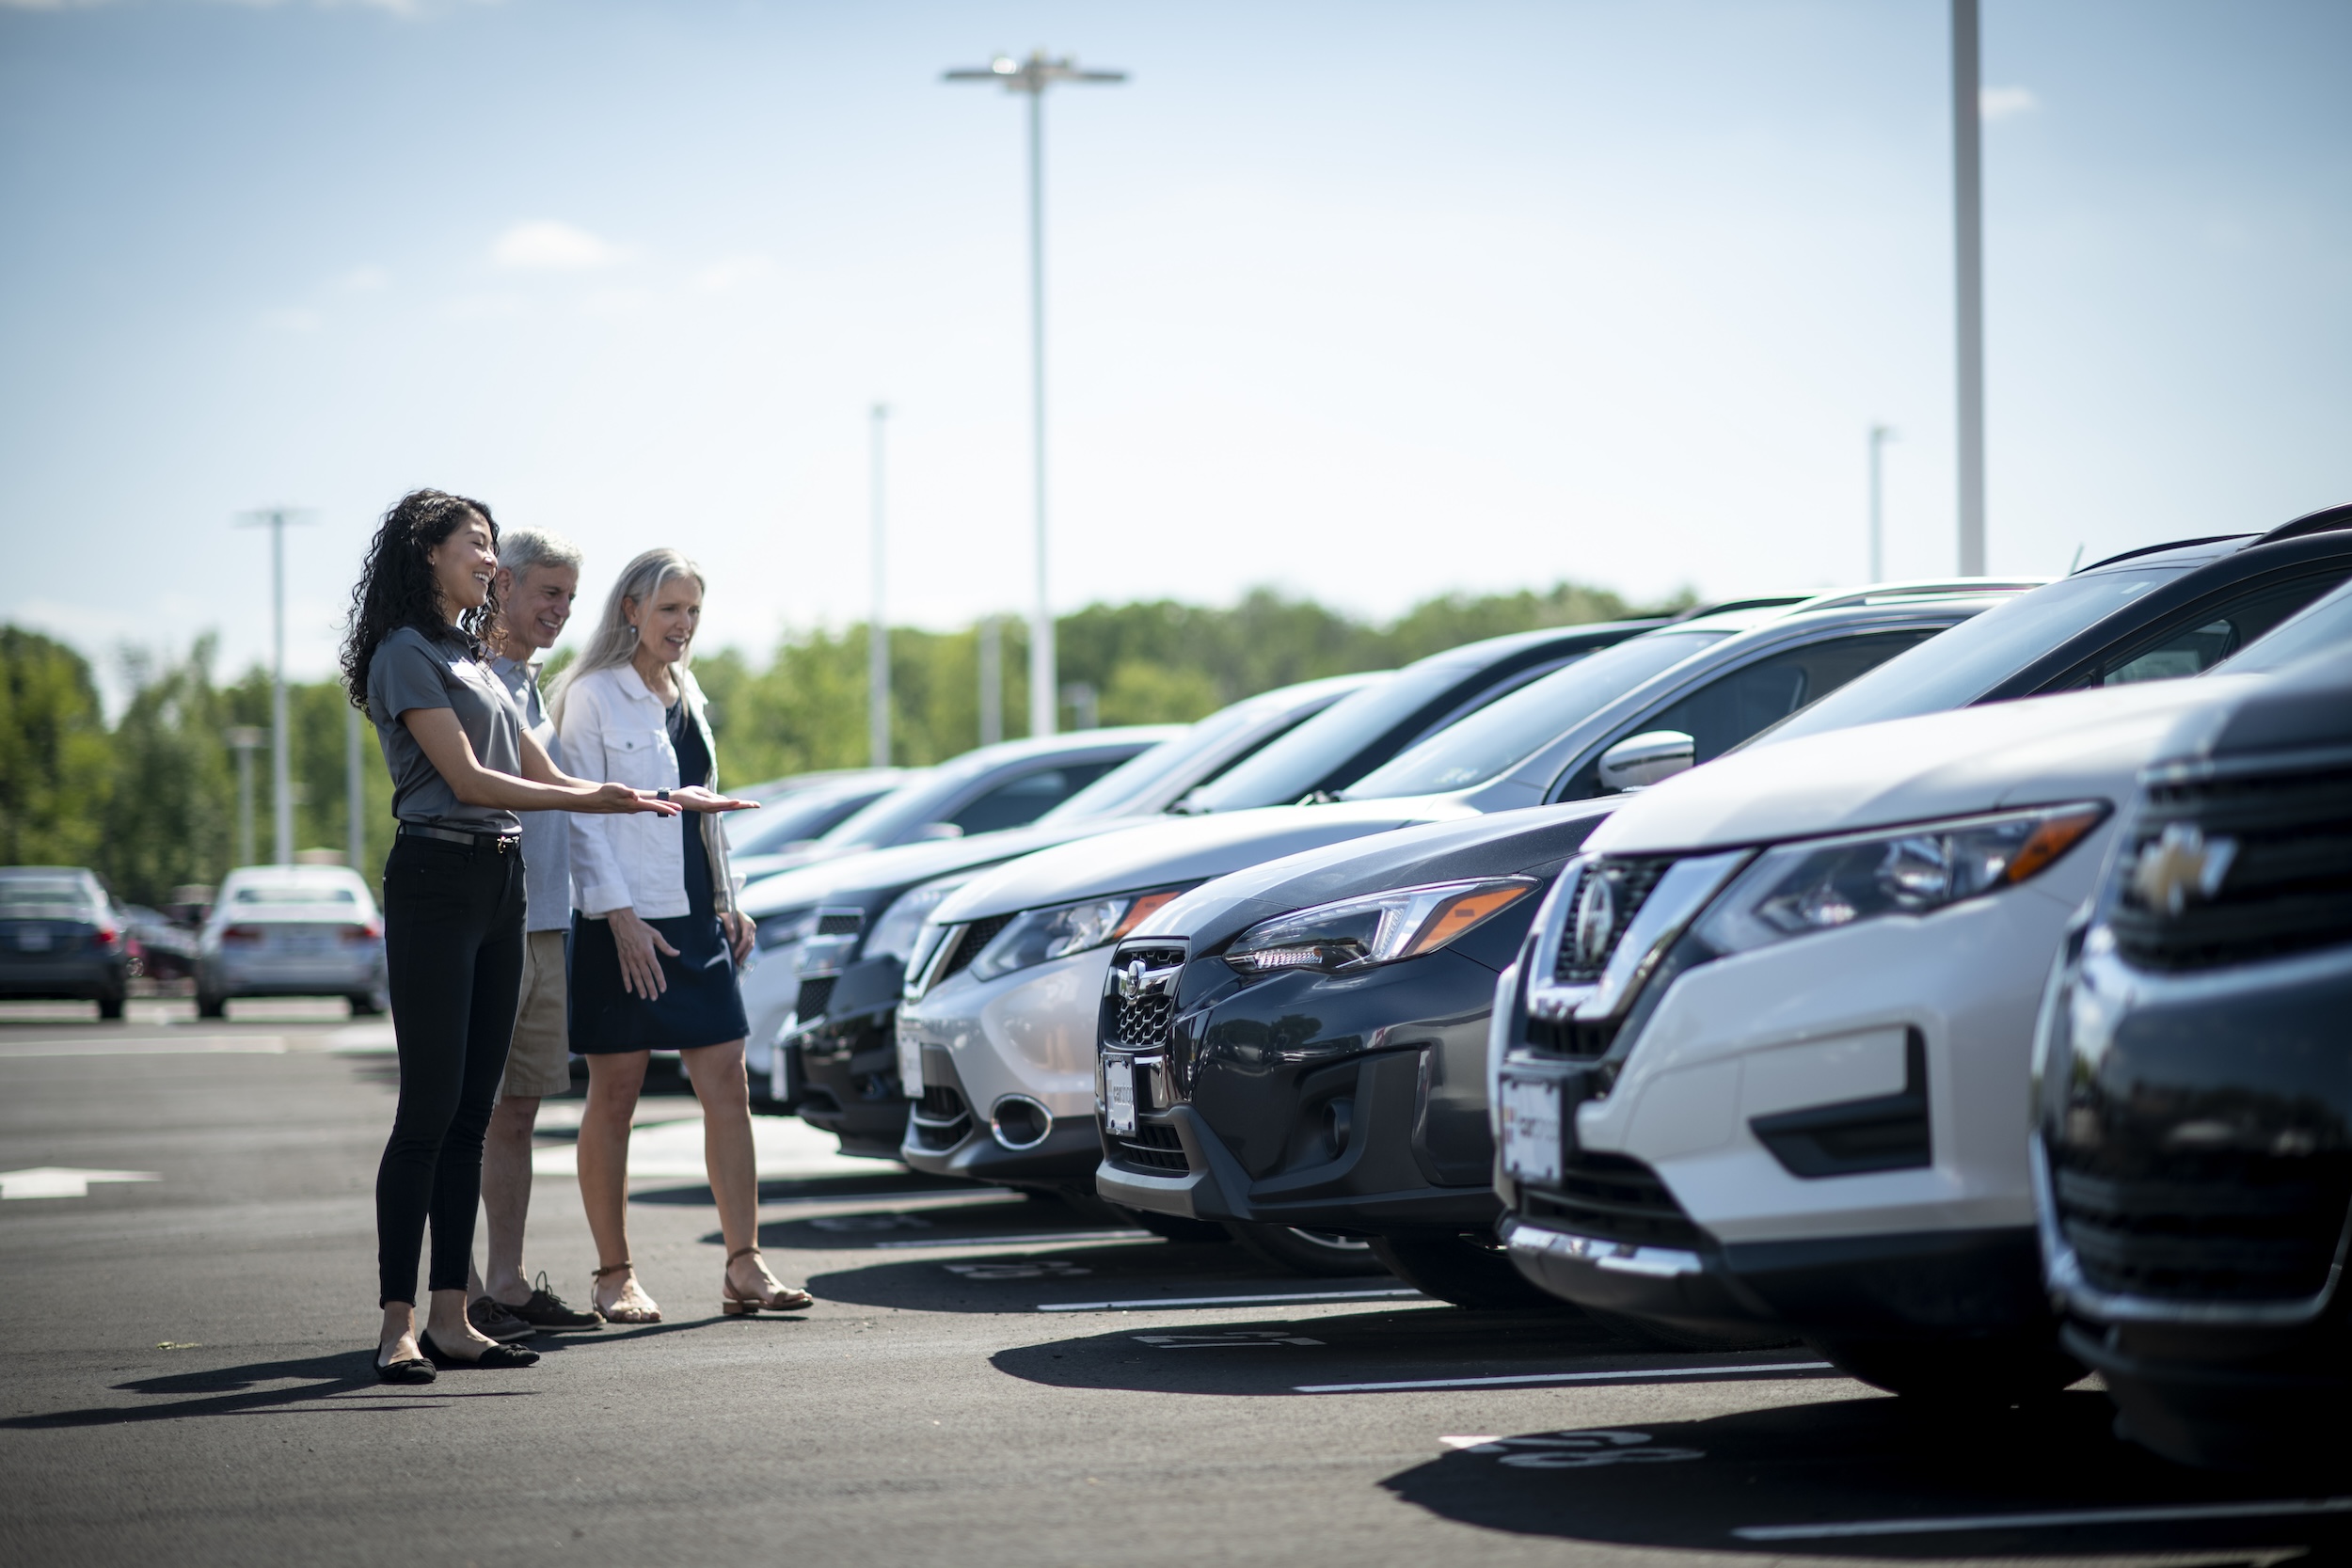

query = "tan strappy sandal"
[722,1246,814,1315]
[590,1259,661,1324]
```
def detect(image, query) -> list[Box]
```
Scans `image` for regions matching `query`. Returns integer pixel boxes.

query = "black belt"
[399,823,521,853]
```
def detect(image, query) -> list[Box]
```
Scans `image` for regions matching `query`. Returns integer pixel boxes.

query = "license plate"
[895,1017,924,1093]
[1104,1055,1136,1135]
[15,927,51,953]
[1500,1076,1564,1185]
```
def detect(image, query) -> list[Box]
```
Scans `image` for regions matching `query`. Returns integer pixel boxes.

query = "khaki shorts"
[501,928,574,1099]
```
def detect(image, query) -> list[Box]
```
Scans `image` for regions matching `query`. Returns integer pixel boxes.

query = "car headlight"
[1224,878,1538,976]
[866,877,975,965]
[965,887,1189,985]
[1692,802,2106,957]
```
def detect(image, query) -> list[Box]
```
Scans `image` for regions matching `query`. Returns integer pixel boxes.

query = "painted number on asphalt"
[1456,1429,1703,1469]
[1132,1331,1327,1349]
[943,1259,1092,1280]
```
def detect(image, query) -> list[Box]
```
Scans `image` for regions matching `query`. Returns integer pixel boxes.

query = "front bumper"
[792,955,911,1160]
[207,955,381,997]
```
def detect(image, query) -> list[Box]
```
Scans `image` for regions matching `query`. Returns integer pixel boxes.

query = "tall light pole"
[946,49,1127,738]
[1867,424,1899,581]
[226,726,265,868]
[868,403,891,768]
[238,508,309,864]
[1952,0,1987,576]
[977,616,1003,747]
[345,705,366,870]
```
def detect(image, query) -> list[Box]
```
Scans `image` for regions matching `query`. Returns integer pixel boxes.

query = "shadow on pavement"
[0,1350,532,1428]
[634,1171,975,1208]
[805,1236,1378,1315]
[989,1306,1836,1398]
[1381,1389,2352,1560]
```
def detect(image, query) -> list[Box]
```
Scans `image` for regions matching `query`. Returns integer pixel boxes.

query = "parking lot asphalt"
[1,1000,2343,1568]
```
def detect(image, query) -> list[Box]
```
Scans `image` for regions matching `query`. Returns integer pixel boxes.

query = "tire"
[1579,1305,1800,1353]
[1815,1336,2085,1406]
[96,991,125,1022]
[1222,1221,1391,1277]
[346,993,383,1018]
[1367,1233,1570,1310]
[196,990,227,1021]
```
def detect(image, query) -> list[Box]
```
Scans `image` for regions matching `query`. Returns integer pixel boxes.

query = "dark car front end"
[2035,650,2352,1467]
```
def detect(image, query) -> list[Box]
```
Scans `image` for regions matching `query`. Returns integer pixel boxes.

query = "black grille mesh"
[793,974,837,1021]
[1520,1150,1702,1249]
[1552,858,1676,984]
[1105,946,1185,1052]
[940,914,1014,981]
[2056,1158,2352,1302]
[1108,1119,1189,1174]
[816,911,864,936]
[2111,762,2352,971]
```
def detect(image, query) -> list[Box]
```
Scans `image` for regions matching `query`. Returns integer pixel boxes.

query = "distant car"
[119,904,199,983]
[723,769,912,860]
[196,865,388,1019]
[729,730,1182,887]
[0,866,130,1018]
[2034,633,2352,1466]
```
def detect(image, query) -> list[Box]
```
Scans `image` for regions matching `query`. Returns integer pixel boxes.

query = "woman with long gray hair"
[554,548,814,1323]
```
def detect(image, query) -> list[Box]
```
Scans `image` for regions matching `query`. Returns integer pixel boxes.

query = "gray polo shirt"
[489,653,575,932]
[366,625,524,837]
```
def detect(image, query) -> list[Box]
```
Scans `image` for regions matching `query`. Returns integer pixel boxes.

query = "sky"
[2,0,2346,697]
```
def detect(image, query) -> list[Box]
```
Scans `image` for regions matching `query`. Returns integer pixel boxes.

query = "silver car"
[196,865,389,1019]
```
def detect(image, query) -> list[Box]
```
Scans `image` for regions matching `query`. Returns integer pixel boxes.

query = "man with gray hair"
[466,526,604,1338]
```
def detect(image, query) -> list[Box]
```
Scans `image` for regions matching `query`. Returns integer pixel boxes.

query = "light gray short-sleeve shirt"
[489,654,574,929]
[367,625,525,836]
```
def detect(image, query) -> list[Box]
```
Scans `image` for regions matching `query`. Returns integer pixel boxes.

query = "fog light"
[991,1096,1054,1151]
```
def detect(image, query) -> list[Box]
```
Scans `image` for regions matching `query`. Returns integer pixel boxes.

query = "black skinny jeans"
[376,832,526,1307]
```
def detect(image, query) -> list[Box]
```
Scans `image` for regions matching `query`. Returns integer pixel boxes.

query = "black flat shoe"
[420,1331,540,1370]
[375,1354,436,1385]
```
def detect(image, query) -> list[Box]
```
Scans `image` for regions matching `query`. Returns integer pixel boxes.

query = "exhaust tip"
[990,1095,1054,1151]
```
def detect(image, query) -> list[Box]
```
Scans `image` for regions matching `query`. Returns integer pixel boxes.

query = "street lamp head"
[943,50,1127,93]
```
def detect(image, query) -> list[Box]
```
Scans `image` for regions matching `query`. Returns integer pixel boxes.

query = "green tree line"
[0,578,1684,907]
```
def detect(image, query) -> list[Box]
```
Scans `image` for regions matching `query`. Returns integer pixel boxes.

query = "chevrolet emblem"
[2131,822,2237,917]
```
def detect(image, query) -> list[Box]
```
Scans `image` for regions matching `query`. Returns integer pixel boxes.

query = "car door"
[1549,626,1947,800]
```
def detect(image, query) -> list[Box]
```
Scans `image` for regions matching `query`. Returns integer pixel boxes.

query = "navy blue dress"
[567,699,750,1053]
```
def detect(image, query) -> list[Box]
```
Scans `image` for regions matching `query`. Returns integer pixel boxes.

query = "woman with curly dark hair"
[342,489,755,1383]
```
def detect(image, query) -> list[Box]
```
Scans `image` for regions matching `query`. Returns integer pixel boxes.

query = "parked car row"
[745,504,2351,1469]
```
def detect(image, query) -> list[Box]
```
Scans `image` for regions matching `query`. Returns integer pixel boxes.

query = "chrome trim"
[2034,1137,2352,1329]
[1504,1217,1703,1278]
[989,1094,1055,1151]
[1571,849,1748,1022]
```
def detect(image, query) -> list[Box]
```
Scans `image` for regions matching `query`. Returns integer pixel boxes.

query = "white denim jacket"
[558,662,739,921]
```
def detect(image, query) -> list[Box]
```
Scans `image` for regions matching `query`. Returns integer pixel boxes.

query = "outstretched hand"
[668,786,758,814]
[587,783,679,816]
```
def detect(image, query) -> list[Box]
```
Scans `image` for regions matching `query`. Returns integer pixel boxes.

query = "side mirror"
[910,822,965,842]
[1597,731,1696,793]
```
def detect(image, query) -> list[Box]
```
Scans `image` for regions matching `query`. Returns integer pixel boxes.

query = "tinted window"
[2091,572,2352,686]
[0,877,98,916]
[2218,577,2352,675]
[725,784,897,856]
[1039,687,1353,824]
[233,885,358,906]
[1343,631,1729,799]
[1563,630,1939,797]
[947,761,1124,835]
[1759,570,2176,745]
[822,749,1090,849]
[1178,660,1489,813]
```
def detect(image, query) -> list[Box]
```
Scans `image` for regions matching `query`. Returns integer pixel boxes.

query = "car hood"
[2153,646,2352,765]
[1584,677,2253,856]
[736,816,1137,919]
[932,798,1484,924]
[1129,799,1623,953]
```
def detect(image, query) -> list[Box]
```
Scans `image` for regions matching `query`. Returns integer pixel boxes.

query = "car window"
[232,885,358,905]
[2217,575,2352,675]
[2092,572,2352,686]
[946,761,1125,836]
[1178,659,1492,813]
[1560,630,1940,798]
[1757,569,2178,746]
[1343,631,1729,800]
[1040,692,1336,823]
[0,877,99,916]
[725,784,896,856]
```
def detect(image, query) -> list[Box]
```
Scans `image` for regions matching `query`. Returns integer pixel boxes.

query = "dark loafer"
[375,1354,436,1385]
[467,1294,538,1344]
[420,1331,540,1370]
[507,1272,603,1330]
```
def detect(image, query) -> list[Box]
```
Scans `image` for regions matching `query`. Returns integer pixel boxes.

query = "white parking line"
[0,1167,161,1199]
[1295,1360,1834,1394]
[0,1036,287,1057]
[872,1228,1151,1250]
[1038,1287,1427,1313]
[1733,1496,2352,1541]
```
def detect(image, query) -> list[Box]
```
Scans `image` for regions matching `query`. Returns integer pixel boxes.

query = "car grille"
[908,1082,972,1153]
[1105,945,1185,1052]
[1524,1015,1621,1059]
[793,974,837,1022]
[1520,1150,1703,1250]
[939,914,1014,982]
[2110,759,2352,972]
[2053,1158,2352,1304]
[816,910,865,937]
[1551,857,1676,984]
[1107,1118,1189,1174]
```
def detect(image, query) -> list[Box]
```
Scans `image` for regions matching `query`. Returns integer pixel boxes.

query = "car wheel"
[96,990,125,1022]
[346,992,383,1017]
[1222,1221,1390,1277]
[196,989,227,1020]
[1814,1335,2085,1405]
[1578,1305,1799,1353]
[1367,1233,1570,1310]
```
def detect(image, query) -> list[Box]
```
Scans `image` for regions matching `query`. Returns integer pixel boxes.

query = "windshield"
[1179,659,1504,813]
[1343,630,1732,799]
[726,780,901,856]
[1038,691,1329,824]
[2215,576,2352,675]
[1756,569,2178,746]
